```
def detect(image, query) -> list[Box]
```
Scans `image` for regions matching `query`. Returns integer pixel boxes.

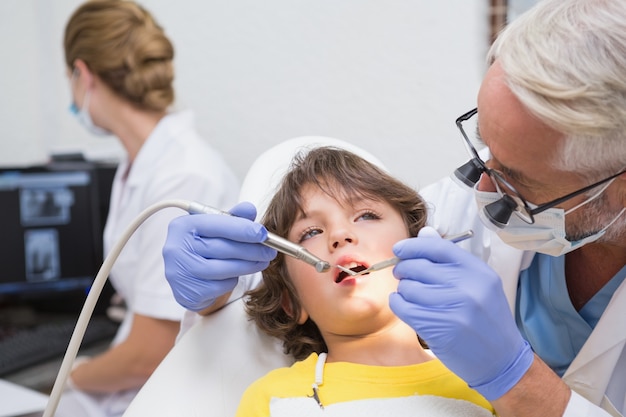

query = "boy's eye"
[357,210,381,221]
[299,227,323,243]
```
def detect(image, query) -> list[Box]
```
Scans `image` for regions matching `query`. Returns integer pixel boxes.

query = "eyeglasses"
[454,108,626,228]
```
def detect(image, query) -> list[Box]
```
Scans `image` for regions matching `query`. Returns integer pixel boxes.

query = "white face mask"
[69,89,112,137]
[474,185,625,256]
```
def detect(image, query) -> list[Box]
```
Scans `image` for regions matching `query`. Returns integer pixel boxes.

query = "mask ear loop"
[564,176,617,215]
[69,67,89,115]
[69,69,80,112]
[600,208,626,233]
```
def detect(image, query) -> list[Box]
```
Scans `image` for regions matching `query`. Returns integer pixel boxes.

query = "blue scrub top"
[516,253,626,376]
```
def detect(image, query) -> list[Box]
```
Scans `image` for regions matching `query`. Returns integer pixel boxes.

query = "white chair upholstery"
[123,136,385,417]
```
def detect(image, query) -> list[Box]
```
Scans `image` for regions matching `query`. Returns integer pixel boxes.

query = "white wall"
[0,0,489,190]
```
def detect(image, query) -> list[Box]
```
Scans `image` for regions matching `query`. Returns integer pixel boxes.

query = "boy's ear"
[280,289,309,325]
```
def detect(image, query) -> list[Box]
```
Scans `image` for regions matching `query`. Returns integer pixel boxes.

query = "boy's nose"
[332,236,353,249]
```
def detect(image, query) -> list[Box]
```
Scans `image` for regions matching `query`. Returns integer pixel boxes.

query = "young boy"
[237,147,494,416]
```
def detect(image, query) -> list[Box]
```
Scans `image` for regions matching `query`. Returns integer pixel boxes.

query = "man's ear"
[280,289,309,325]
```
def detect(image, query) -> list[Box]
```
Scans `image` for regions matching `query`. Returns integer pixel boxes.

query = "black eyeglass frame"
[455,107,626,225]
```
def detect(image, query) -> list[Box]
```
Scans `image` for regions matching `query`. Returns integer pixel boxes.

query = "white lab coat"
[56,110,240,417]
[420,176,626,417]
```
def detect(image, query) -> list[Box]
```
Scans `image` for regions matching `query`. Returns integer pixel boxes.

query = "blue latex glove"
[389,226,534,401]
[163,202,277,311]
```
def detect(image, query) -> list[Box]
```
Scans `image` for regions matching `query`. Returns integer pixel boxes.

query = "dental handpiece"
[42,199,330,417]
[187,202,331,273]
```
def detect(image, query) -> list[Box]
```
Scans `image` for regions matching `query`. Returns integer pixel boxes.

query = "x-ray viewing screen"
[0,167,102,299]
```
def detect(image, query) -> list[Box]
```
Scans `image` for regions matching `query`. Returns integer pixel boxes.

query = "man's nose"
[476,172,497,192]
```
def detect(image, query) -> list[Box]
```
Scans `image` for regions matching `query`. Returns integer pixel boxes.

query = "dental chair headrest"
[240,136,387,219]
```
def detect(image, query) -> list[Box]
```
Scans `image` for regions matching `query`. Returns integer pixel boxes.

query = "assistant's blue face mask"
[69,77,112,137]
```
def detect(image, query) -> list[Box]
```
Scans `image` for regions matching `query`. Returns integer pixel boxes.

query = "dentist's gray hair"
[488,0,626,179]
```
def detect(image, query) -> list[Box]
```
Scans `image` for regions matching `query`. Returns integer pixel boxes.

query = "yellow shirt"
[236,353,494,417]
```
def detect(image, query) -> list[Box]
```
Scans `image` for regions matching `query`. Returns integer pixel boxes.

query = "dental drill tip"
[315,261,331,273]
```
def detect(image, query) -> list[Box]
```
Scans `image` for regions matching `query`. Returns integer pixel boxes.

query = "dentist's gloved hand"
[163,202,277,312]
[389,226,534,401]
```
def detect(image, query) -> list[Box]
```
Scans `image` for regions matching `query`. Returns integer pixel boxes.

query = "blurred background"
[0,0,535,190]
